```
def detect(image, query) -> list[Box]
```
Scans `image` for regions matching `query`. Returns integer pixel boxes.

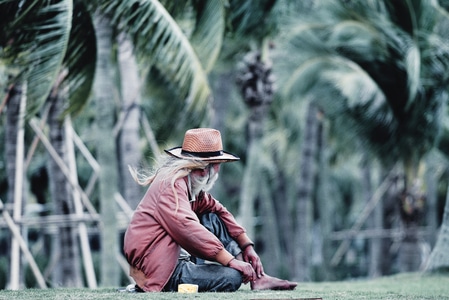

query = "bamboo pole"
[114,192,134,220]
[70,127,100,197]
[1,199,47,289]
[0,214,99,227]
[28,118,98,216]
[116,253,134,283]
[65,117,98,288]
[10,82,27,290]
[24,103,51,169]
[328,227,431,240]
[70,126,100,173]
[330,167,398,266]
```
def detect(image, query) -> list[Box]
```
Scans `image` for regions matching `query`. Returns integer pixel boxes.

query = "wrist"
[216,249,235,266]
[236,233,254,249]
[241,242,255,250]
[227,258,235,267]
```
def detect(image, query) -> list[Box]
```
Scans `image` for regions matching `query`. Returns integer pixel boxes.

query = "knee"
[225,268,243,292]
[200,213,223,234]
[200,213,219,227]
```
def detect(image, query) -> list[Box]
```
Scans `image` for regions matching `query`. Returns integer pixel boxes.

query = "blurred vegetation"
[1,0,449,289]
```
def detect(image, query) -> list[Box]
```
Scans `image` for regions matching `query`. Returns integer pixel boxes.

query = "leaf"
[189,0,225,72]
[98,0,213,122]
[0,0,72,114]
[62,1,96,116]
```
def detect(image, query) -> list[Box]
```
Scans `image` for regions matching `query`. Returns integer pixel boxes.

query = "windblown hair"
[128,156,208,211]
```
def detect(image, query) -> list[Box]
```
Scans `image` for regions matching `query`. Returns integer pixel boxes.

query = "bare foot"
[250,274,298,291]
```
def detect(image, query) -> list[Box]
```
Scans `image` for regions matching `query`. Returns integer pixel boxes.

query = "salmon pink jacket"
[123,175,251,292]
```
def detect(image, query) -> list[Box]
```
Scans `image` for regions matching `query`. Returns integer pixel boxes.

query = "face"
[190,163,221,195]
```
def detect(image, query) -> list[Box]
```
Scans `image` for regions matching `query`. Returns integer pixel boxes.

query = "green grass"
[0,272,448,299]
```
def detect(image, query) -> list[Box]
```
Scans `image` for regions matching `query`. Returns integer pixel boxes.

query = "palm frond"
[228,0,278,38]
[273,0,449,167]
[99,0,213,123]
[189,0,225,72]
[62,1,96,116]
[279,35,391,120]
[0,0,72,114]
[283,56,395,151]
[437,112,449,158]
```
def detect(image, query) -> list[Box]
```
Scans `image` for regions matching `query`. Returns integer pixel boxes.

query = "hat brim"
[164,147,240,163]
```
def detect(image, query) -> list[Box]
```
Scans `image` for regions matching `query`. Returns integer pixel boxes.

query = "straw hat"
[164,128,239,163]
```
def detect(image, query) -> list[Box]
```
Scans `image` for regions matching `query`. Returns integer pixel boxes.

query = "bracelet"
[227,258,235,267]
[241,242,254,250]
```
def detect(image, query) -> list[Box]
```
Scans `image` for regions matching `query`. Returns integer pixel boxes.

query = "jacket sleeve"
[153,179,234,265]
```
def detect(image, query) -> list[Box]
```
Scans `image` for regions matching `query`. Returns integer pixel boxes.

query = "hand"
[228,258,256,284]
[242,245,264,278]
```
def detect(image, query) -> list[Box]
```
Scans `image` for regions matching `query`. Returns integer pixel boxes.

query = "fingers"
[246,253,264,278]
[232,260,256,283]
[242,252,250,264]
[253,262,263,278]
[246,269,256,283]
[254,258,264,278]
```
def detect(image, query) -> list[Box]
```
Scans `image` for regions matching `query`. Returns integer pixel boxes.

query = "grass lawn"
[0,272,448,299]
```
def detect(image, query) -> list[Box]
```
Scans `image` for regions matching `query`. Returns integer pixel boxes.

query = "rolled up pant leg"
[163,260,242,292]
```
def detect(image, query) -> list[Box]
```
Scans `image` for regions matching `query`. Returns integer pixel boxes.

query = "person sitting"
[123,128,298,292]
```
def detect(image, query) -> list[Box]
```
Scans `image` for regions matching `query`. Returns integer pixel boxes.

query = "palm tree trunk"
[209,71,233,132]
[93,12,120,287]
[271,155,295,278]
[397,174,424,272]
[363,158,382,278]
[424,159,438,247]
[381,171,398,274]
[237,49,273,239]
[425,184,449,271]
[117,33,142,210]
[239,141,260,239]
[47,91,83,287]
[316,119,335,281]
[258,182,282,276]
[294,102,320,281]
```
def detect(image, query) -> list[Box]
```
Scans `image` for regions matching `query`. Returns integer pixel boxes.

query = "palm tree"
[423,0,449,274]
[0,0,72,111]
[114,0,228,209]
[228,0,280,247]
[272,0,449,276]
[2,0,228,288]
[1,0,72,288]
[235,49,275,239]
[99,0,223,122]
[117,33,142,210]
[90,0,227,285]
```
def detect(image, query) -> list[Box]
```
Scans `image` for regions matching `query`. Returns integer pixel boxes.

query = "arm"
[154,180,234,264]
[193,193,264,278]
[192,192,247,240]
[236,233,264,278]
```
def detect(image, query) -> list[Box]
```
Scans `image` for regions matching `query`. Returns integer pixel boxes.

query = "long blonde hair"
[128,156,208,211]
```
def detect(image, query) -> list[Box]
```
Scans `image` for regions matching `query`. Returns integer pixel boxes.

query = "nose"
[210,163,221,172]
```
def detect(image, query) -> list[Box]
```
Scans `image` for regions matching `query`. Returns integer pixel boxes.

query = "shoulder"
[173,176,188,192]
[153,175,187,189]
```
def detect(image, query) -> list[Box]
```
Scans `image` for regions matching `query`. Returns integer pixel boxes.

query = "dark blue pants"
[162,213,243,292]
